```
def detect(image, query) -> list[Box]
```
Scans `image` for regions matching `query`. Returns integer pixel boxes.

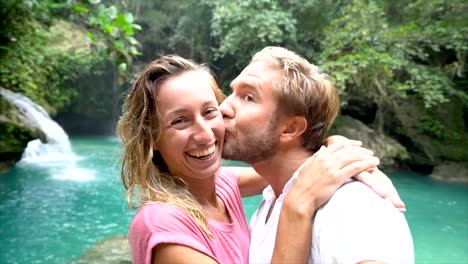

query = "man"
[220,46,414,263]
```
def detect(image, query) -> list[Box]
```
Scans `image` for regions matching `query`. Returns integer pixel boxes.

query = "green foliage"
[128,0,211,62]
[0,23,97,113]
[53,0,142,82]
[320,0,457,108]
[209,0,297,67]
[0,0,141,113]
[317,0,467,133]
[0,123,32,152]
[418,114,445,139]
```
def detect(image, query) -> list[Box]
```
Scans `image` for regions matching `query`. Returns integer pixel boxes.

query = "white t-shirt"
[249,167,414,264]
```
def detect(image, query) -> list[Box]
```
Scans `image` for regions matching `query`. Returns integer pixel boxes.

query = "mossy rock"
[0,87,47,173]
[0,122,34,152]
[330,115,410,169]
[74,235,132,264]
[431,161,468,184]
[389,95,468,170]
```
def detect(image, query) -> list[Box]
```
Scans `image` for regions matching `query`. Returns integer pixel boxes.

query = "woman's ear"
[280,116,307,142]
[153,141,159,151]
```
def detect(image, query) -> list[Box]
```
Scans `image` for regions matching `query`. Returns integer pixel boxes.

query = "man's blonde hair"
[251,46,340,152]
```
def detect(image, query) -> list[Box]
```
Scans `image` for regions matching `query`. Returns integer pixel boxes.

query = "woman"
[117,55,402,264]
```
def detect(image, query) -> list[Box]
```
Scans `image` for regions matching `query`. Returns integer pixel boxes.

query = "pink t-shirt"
[128,167,250,264]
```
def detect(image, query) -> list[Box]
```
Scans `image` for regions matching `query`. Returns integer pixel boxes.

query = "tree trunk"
[112,64,119,128]
[374,105,385,133]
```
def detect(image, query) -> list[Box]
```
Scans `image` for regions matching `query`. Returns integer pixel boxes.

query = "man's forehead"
[242,61,270,75]
[230,62,276,89]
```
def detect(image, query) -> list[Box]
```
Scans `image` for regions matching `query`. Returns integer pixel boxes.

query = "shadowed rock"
[431,161,468,184]
[74,235,132,264]
[333,115,410,169]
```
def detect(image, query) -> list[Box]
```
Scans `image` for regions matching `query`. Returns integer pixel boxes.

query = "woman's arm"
[271,143,380,264]
[152,244,218,264]
[231,166,268,197]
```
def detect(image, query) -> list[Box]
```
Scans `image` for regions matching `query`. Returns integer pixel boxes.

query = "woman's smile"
[186,143,217,159]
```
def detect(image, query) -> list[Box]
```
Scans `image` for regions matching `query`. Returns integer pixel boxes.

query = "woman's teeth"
[187,145,216,158]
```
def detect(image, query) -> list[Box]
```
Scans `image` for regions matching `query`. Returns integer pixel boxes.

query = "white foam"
[51,167,96,181]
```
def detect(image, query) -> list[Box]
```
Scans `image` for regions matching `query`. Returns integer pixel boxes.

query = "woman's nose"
[193,118,214,144]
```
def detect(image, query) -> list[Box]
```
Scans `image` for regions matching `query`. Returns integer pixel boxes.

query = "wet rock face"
[74,235,132,264]
[388,96,468,174]
[431,161,468,184]
[332,115,410,169]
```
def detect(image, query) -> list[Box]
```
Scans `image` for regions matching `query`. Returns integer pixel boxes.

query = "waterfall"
[0,88,76,163]
[1,88,95,180]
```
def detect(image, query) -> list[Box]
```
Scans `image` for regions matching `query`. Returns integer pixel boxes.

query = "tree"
[319,0,467,132]
[209,0,296,68]
[129,0,211,63]
[0,0,141,114]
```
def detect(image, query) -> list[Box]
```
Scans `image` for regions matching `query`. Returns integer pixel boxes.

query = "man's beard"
[222,117,279,164]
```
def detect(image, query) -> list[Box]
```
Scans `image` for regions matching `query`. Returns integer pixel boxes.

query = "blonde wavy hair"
[251,46,340,152]
[117,55,225,237]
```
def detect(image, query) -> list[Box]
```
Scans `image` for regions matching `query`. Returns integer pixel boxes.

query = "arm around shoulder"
[230,166,268,197]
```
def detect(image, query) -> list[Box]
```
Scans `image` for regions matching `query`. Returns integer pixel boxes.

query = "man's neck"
[251,148,310,197]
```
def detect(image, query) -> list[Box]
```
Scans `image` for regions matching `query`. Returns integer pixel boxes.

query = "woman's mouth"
[186,144,216,160]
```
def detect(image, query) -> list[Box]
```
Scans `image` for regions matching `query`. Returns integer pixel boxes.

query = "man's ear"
[279,116,307,142]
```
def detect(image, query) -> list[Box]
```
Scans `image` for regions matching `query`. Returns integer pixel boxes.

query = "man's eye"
[243,94,254,102]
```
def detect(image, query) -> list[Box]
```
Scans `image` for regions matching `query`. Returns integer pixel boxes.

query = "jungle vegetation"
[1,0,466,163]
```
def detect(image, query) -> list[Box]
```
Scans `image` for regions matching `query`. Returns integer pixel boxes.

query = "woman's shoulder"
[130,203,197,233]
[216,167,237,185]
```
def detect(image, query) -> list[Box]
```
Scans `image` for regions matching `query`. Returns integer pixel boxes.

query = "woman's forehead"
[156,71,217,107]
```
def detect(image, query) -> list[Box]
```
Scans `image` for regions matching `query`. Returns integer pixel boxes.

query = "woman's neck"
[185,175,231,223]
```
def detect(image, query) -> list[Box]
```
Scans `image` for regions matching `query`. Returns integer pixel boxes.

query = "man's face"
[219,62,281,164]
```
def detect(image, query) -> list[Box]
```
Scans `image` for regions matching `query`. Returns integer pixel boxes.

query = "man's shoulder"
[312,182,414,263]
[324,180,383,206]
[315,180,404,222]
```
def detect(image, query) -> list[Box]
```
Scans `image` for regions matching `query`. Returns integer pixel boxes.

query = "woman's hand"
[354,168,406,212]
[325,135,406,212]
[285,142,380,217]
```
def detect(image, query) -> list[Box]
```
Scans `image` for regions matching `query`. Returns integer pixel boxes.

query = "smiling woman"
[117,55,252,264]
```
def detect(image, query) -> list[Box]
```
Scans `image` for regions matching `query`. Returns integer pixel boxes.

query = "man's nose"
[220,95,234,119]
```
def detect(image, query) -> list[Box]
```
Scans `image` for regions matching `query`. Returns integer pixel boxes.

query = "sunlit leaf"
[86,32,95,41]
[118,62,127,72]
[124,13,134,24]
[72,5,89,13]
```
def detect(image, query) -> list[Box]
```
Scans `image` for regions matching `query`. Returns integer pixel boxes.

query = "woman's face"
[154,71,225,182]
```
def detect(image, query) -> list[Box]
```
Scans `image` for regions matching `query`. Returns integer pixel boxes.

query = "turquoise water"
[0,137,467,263]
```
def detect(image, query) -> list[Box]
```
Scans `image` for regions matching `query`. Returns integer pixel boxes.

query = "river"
[0,137,467,263]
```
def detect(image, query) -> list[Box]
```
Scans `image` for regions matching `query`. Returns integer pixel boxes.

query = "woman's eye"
[204,107,218,116]
[171,118,185,126]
